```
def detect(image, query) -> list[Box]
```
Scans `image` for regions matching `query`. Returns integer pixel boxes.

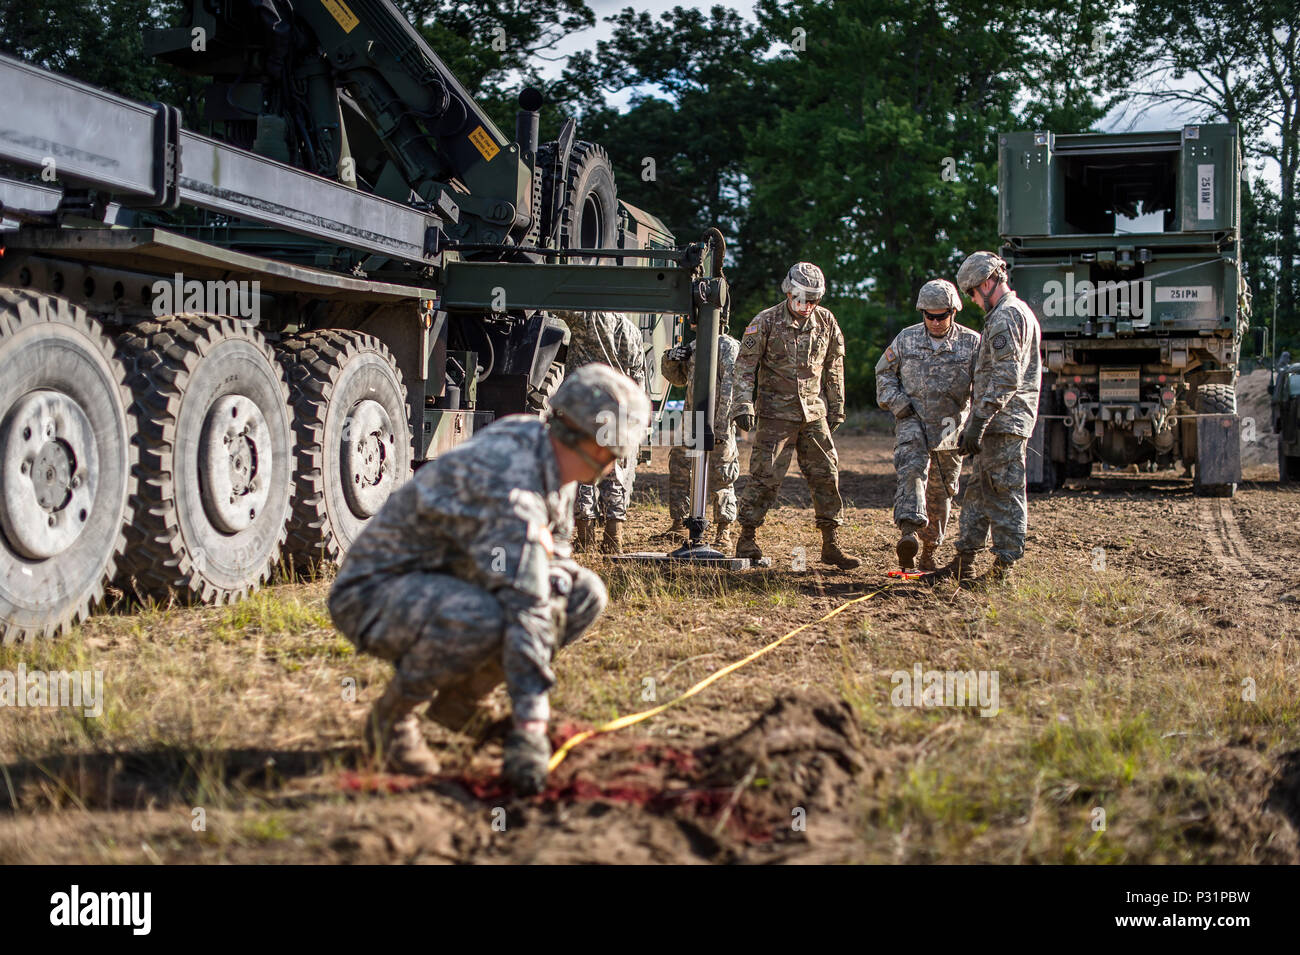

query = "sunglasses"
[923,311,953,321]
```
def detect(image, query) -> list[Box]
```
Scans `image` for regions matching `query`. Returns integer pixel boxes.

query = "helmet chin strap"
[572,440,616,481]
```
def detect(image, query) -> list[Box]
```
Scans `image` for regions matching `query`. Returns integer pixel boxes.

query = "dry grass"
[1,436,1297,863]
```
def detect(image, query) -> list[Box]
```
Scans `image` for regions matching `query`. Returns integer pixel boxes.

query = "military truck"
[0,0,729,640]
[1272,351,1300,482]
[998,124,1248,496]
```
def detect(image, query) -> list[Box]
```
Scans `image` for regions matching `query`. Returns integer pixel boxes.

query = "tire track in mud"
[1194,498,1271,591]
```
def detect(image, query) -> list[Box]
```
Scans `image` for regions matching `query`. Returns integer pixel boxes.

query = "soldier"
[652,320,741,550]
[876,279,981,571]
[939,251,1042,584]
[556,310,647,554]
[327,364,651,795]
[731,262,861,569]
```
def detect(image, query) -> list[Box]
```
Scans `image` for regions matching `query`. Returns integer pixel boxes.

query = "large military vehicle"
[1272,351,1300,482]
[999,124,1248,496]
[0,0,728,640]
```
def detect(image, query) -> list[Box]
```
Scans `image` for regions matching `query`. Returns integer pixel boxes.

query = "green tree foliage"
[1106,0,1300,353]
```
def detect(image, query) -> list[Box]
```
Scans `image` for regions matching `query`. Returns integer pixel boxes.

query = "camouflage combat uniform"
[956,291,1042,563]
[875,321,980,548]
[328,415,607,725]
[733,301,847,528]
[661,334,740,524]
[557,310,646,521]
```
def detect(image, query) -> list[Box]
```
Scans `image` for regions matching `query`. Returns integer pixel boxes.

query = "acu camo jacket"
[971,290,1042,437]
[875,322,981,451]
[732,301,847,424]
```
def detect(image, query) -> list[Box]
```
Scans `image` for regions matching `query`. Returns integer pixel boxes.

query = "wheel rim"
[0,389,99,560]
[341,398,396,519]
[198,394,272,533]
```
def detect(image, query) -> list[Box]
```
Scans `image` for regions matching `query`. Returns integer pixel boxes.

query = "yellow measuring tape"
[548,583,892,771]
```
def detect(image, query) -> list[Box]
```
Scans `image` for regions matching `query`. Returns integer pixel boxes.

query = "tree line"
[1,0,1295,404]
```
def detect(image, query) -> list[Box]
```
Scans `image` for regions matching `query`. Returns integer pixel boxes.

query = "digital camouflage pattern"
[956,432,1030,562]
[876,321,980,542]
[328,416,607,724]
[662,334,740,523]
[738,416,844,528]
[957,289,1042,563]
[971,290,1042,436]
[556,310,647,521]
[732,301,846,425]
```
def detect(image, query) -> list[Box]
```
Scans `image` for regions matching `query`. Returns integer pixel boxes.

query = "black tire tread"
[277,329,411,568]
[0,289,136,642]
[115,315,291,604]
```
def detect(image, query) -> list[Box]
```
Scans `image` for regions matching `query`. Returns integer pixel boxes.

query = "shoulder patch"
[884,346,897,362]
[991,332,1009,351]
[745,321,759,334]
[743,335,758,349]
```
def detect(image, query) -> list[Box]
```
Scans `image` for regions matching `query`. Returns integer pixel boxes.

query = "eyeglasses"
[923,311,953,321]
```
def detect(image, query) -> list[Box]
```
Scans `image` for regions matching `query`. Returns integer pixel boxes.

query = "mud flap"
[1197,413,1241,485]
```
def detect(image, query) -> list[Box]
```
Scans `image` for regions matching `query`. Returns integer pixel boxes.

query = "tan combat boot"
[918,542,938,572]
[970,556,1014,587]
[573,518,597,553]
[600,517,625,555]
[712,521,734,552]
[363,680,440,776]
[927,550,976,584]
[735,525,763,560]
[896,531,920,570]
[650,518,686,542]
[820,525,862,570]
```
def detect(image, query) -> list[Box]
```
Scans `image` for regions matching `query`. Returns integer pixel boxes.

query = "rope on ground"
[548,583,893,772]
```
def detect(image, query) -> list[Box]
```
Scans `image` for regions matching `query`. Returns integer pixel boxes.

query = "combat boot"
[970,556,1014,587]
[927,550,976,584]
[896,531,920,570]
[363,680,440,776]
[820,525,862,570]
[600,517,625,555]
[735,525,763,560]
[918,542,938,572]
[650,518,685,542]
[712,521,734,552]
[573,518,597,553]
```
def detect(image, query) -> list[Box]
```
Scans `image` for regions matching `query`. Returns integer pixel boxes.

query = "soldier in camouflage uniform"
[653,325,741,550]
[555,310,646,554]
[938,251,1042,584]
[328,364,651,794]
[731,262,861,569]
[876,279,981,571]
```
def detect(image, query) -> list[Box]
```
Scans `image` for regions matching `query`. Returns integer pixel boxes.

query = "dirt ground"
[1,414,1297,864]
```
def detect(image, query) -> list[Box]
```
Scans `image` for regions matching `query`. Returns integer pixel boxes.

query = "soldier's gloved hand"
[503,727,551,795]
[828,417,844,433]
[666,344,690,362]
[958,414,990,456]
[895,404,915,420]
[734,413,756,433]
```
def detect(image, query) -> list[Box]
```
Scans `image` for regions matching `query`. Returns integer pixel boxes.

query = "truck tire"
[526,359,564,415]
[0,290,135,641]
[1281,441,1300,484]
[279,330,412,568]
[116,316,294,604]
[1193,383,1237,498]
[538,140,618,263]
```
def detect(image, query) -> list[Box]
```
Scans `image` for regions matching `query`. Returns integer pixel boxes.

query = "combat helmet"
[781,262,826,302]
[547,363,650,460]
[916,279,962,312]
[956,251,1008,296]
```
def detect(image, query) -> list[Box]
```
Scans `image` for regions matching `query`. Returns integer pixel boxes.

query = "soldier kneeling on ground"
[327,364,651,794]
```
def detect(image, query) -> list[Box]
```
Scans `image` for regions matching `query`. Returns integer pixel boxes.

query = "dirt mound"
[1169,744,1300,863]
[498,691,882,863]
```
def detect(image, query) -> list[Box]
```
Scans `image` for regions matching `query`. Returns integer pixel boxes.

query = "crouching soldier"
[328,364,651,794]
[876,279,980,570]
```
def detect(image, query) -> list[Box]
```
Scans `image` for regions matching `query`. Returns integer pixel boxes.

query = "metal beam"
[441,261,695,313]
